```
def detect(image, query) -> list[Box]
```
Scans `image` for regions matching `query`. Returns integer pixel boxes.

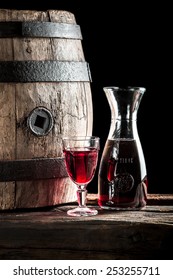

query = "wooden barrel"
[0,9,93,210]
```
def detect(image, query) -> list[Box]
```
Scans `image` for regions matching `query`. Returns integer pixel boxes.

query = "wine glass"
[62,136,100,217]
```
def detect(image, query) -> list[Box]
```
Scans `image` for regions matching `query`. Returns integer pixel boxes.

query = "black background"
[0,1,171,194]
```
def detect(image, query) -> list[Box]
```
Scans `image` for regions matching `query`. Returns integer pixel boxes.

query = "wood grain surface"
[0,194,173,260]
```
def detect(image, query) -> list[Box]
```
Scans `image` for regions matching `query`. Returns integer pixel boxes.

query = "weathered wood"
[147,194,173,205]
[0,9,93,210]
[87,193,173,205]
[0,9,76,23]
[0,198,173,260]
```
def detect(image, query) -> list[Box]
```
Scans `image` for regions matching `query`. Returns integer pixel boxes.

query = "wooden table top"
[0,194,173,260]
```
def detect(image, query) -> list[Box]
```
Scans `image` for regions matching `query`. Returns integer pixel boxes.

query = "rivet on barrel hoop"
[27,107,54,136]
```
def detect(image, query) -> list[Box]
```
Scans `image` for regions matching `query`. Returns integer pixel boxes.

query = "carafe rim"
[103,86,146,93]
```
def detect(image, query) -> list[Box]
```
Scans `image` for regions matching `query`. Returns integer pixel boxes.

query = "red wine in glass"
[62,136,100,217]
[63,148,98,185]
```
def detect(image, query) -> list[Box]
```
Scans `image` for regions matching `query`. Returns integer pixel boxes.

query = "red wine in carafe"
[98,139,147,209]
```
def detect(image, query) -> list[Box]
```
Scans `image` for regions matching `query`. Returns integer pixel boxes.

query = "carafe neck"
[104,86,146,121]
[103,86,146,140]
[110,119,138,139]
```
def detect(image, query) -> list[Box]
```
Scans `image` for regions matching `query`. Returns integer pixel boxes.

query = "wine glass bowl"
[62,136,100,217]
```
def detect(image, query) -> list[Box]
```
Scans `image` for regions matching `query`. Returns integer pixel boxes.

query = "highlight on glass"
[62,136,100,217]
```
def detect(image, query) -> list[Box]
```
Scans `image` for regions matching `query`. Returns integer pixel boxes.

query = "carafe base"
[99,205,146,211]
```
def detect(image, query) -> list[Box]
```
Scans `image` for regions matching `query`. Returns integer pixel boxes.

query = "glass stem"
[77,185,87,208]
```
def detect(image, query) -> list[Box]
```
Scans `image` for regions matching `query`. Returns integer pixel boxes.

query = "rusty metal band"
[0,21,82,39]
[0,61,92,82]
[0,158,68,182]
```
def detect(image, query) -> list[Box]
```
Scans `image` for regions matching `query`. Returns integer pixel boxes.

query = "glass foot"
[67,206,98,217]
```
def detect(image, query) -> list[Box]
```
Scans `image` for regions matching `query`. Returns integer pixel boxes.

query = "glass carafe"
[98,86,147,210]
